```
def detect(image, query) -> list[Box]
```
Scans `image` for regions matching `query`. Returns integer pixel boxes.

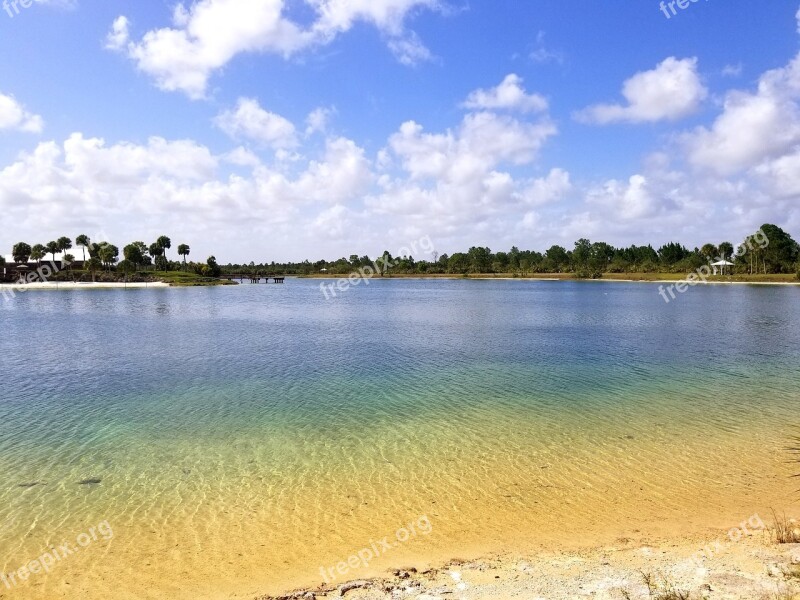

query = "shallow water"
[0,279,798,598]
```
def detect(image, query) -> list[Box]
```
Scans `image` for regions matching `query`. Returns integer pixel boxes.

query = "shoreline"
[302,274,800,286]
[262,528,800,599]
[0,281,171,292]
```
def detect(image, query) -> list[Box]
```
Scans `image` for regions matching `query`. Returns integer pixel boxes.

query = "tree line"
[222,224,800,279]
[1,234,222,281]
[4,223,798,281]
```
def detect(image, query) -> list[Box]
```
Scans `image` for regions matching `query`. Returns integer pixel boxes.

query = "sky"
[0,0,799,263]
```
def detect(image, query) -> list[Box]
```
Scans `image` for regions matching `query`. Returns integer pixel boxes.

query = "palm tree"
[178,244,190,270]
[57,237,72,262]
[148,243,163,271]
[157,235,172,262]
[46,241,58,262]
[75,234,90,263]
[98,243,118,271]
[86,257,102,282]
[31,244,46,266]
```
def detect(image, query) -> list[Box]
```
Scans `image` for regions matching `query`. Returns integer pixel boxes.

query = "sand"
[261,530,800,599]
[0,281,170,292]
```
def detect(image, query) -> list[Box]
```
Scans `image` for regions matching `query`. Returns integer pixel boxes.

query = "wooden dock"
[223,274,286,284]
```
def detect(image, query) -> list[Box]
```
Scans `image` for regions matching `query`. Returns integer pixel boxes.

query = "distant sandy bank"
[0,281,170,292]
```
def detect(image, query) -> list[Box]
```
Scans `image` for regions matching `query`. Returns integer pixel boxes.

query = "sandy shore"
[0,281,170,292]
[263,531,800,599]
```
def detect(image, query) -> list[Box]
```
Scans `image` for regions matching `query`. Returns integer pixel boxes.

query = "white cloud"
[529,31,563,65]
[576,57,708,124]
[587,174,661,220]
[305,106,335,136]
[462,74,548,113]
[684,53,800,174]
[517,168,571,206]
[722,63,742,78]
[214,98,298,149]
[106,16,130,51]
[295,137,373,203]
[111,0,439,99]
[0,93,44,133]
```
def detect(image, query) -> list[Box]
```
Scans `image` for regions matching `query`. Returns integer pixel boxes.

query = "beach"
[0,281,170,292]
[263,531,800,599]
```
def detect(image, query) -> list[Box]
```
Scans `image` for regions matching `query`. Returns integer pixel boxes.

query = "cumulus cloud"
[106,16,130,51]
[462,74,548,113]
[576,57,708,124]
[214,98,298,149]
[110,0,440,99]
[0,93,44,133]
[305,106,335,136]
[684,53,800,174]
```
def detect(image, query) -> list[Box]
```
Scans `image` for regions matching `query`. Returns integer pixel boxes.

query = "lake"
[0,279,798,599]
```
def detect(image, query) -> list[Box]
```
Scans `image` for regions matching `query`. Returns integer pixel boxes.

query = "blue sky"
[0,0,799,262]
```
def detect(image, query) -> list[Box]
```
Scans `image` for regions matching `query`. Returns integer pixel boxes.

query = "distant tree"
[572,239,592,274]
[467,246,492,273]
[718,242,734,261]
[123,242,146,269]
[156,236,172,261]
[206,256,221,277]
[700,244,719,260]
[31,244,46,265]
[97,243,119,270]
[12,242,32,264]
[57,236,72,260]
[118,259,136,281]
[0,255,5,271]
[75,234,90,263]
[46,241,59,262]
[148,243,164,269]
[759,224,799,274]
[63,254,75,273]
[544,245,569,272]
[178,244,190,270]
[86,257,102,282]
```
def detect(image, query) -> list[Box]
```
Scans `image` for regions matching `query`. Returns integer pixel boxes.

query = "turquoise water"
[0,279,798,599]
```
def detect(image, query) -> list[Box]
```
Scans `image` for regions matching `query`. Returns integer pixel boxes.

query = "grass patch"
[622,572,691,600]
[149,271,237,287]
[771,510,800,544]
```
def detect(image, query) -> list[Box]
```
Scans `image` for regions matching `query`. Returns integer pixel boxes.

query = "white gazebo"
[710,259,734,275]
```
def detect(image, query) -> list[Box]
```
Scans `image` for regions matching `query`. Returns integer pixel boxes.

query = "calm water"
[0,279,799,599]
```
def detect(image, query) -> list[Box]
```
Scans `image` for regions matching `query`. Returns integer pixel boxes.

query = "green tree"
[12,242,32,264]
[148,243,164,269]
[97,243,119,270]
[156,235,172,262]
[86,257,102,282]
[467,246,492,273]
[118,259,136,281]
[544,245,569,272]
[57,236,72,260]
[46,241,59,262]
[123,242,146,269]
[759,224,799,274]
[206,256,221,277]
[30,244,46,265]
[75,234,90,263]
[177,244,190,270]
[718,242,734,261]
[700,244,718,260]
